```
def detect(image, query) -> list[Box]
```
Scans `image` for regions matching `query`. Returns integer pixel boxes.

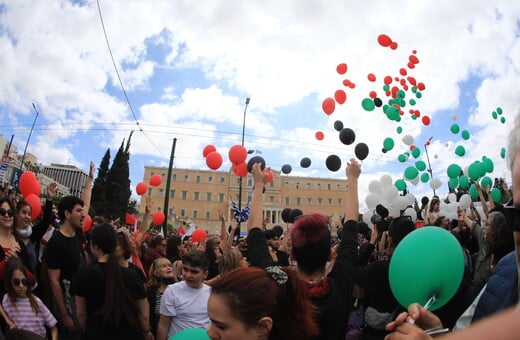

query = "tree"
[91,148,110,216]
[105,131,133,222]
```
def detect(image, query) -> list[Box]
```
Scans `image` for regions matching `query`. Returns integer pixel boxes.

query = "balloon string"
[407,295,436,325]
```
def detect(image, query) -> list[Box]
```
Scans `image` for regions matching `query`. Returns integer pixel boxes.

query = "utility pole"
[162,138,177,236]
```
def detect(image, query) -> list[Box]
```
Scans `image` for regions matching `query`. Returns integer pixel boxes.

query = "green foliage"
[91,148,110,216]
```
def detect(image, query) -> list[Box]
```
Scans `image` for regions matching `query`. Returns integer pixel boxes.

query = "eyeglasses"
[0,208,13,217]
[12,278,28,287]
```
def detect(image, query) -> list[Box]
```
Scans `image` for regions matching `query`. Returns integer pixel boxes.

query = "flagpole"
[236,97,250,238]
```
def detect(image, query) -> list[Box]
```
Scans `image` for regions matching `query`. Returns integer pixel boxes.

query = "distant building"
[140,166,348,234]
[42,164,88,197]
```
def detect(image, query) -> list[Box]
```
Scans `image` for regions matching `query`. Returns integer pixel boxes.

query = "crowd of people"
[0,112,518,340]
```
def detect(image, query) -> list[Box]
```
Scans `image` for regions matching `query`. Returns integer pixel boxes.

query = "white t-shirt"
[159,280,211,338]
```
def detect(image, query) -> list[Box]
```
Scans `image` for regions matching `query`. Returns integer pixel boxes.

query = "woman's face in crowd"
[0,202,14,230]
[155,258,174,279]
[207,294,262,340]
[17,204,32,229]
[11,269,28,298]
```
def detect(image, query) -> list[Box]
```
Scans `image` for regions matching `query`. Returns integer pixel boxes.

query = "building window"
[184,174,189,182]
[220,176,225,184]
[194,192,200,200]
[206,193,212,201]
[248,179,253,187]
[327,183,331,190]
[307,182,311,189]
[270,181,274,187]
[337,184,341,191]
[219,193,225,202]
[296,197,301,206]
[338,198,343,206]
[317,183,321,190]
[285,181,289,188]
[285,197,290,205]
[318,198,322,206]
[205,211,211,219]
[307,197,312,205]
[196,175,200,183]
[172,174,177,181]
[159,189,164,198]
[328,198,333,206]
[168,208,173,215]
[208,176,213,183]
[170,189,175,198]
[180,209,185,217]
[162,173,165,178]
[269,196,275,203]
[296,182,300,189]
[147,188,152,196]
[182,191,187,200]
[193,210,198,218]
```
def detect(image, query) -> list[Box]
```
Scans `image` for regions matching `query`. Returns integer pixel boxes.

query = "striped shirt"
[2,294,57,337]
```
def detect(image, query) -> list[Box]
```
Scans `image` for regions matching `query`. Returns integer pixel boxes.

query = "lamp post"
[20,103,40,171]
[236,97,250,237]
[423,136,435,196]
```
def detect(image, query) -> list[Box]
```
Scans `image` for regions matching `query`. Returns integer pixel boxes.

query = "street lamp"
[20,103,40,171]
[236,97,250,237]
[423,136,435,196]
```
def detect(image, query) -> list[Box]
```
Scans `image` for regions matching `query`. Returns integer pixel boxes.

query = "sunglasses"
[12,278,29,287]
[0,208,13,217]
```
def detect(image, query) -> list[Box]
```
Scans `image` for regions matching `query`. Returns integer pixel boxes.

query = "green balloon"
[395,179,407,191]
[415,160,426,171]
[501,147,506,159]
[447,164,462,179]
[398,90,406,99]
[420,172,430,183]
[362,98,375,111]
[411,147,421,158]
[480,176,492,189]
[492,111,498,119]
[482,157,494,173]
[411,86,417,93]
[450,123,460,134]
[497,107,503,114]
[448,177,459,190]
[384,137,395,151]
[501,116,506,124]
[404,166,419,180]
[416,91,422,98]
[409,99,416,106]
[469,183,479,199]
[389,227,464,311]
[398,154,407,163]
[461,130,470,140]
[490,187,502,202]
[383,84,390,91]
[459,175,469,189]
[397,126,403,134]
[468,162,481,180]
[386,106,400,121]
[454,145,466,157]
[170,328,210,340]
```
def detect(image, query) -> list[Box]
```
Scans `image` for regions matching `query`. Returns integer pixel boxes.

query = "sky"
[0,0,519,213]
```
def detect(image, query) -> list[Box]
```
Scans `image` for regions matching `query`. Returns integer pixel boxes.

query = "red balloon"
[24,193,41,220]
[149,174,162,187]
[19,171,40,197]
[369,91,377,99]
[206,151,223,170]
[336,63,347,75]
[409,55,419,64]
[417,82,426,91]
[152,211,165,225]
[334,90,346,105]
[191,228,207,243]
[315,131,324,141]
[202,145,216,158]
[367,73,376,82]
[422,116,431,126]
[390,42,398,50]
[228,145,247,165]
[322,97,335,115]
[136,182,148,195]
[83,215,93,233]
[263,168,274,184]
[399,68,407,76]
[384,76,393,85]
[377,34,392,47]
[232,162,248,177]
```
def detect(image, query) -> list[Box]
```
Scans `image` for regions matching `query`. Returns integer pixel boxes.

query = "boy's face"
[182,263,208,288]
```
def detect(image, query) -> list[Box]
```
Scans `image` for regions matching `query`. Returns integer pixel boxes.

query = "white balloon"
[365,194,380,210]
[439,201,449,216]
[447,193,457,203]
[362,210,373,225]
[405,193,416,206]
[368,180,382,195]
[434,154,438,159]
[383,186,399,203]
[395,196,409,210]
[380,174,393,187]
[459,194,472,209]
[463,166,469,177]
[404,207,418,222]
[410,176,419,185]
[430,178,442,190]
[388,204,401,218]
[402,134,414,146]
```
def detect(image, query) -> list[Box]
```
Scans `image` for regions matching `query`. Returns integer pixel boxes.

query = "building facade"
[42,164,88,198]
[140,166,348,234]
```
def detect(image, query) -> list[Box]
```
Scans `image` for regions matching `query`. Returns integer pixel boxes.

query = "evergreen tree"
[106,131,133,221]
[91,148,110,216]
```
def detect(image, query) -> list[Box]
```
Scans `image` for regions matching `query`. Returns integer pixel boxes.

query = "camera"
[371,204,390,232]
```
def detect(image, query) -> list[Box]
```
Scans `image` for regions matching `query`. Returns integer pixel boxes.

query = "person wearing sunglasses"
[2,257,57,339]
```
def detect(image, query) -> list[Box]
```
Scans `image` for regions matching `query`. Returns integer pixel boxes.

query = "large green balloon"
[450,123,460,134]
[454,145,465,157]
[459,175,469,189]
[420,173,430,183]
[469,183,479,199]
[468,162,481,180]
[389,227,464,311]
[404,167,419,180]
[491,187,502,202]
[398,154,407,163]
[395,179,407,191]
[411,147,421,158]
[447,164,462,179]
[448,177,459,190]
[170,328,210,340]
[480,176,492,189]
[415,160,426,171]
[362,98,375,111]
[461,130,470,140]
[482,157,494,173]
[384,137,395,151]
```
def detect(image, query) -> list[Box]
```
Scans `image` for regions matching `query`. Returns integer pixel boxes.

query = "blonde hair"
[218,250,243,275]
[147,257,173,287]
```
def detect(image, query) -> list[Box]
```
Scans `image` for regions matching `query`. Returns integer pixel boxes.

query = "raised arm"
[247,163,268,232]
[344,159,361,222]
[136,197,152,246]
[223,218,238,254]
[81,161,95,214]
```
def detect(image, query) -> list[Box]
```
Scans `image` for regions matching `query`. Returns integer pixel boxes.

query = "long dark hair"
[4,258,40,314]
[91,223,139,327]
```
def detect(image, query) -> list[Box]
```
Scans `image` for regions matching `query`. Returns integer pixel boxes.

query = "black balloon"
[355,143,369,160]
[333,120,344,131]
[326,155,341,172]
[374,97,383,107]
[339,128,356,145]
[281,164,292,174]
[247,156,266,173]
[382,148,387,153]
[300,157,311,168]
[281,208,292,223]
[288,209,303,223]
